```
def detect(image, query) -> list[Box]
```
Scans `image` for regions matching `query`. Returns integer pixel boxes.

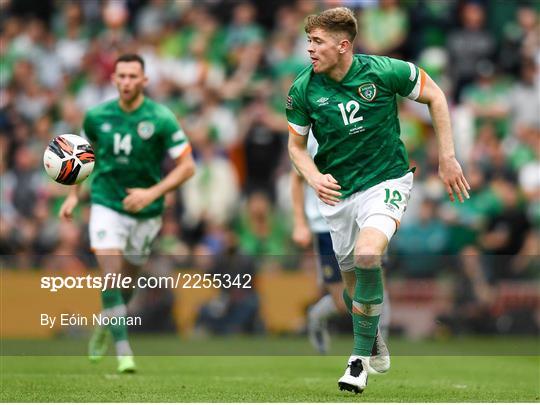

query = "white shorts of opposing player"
[89,204,162,265]
[317,172,414,272]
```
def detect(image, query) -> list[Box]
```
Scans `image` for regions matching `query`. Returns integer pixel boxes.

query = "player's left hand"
[438,156,470,203]
[123,188,159,213]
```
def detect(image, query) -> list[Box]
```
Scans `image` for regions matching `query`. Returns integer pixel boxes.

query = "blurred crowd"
[0,0,539,298]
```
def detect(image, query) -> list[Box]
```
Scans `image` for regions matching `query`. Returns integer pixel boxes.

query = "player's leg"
[307,232,346,354]
[88,205,134,372]
[337,226,388,393]
[317,198,370,393]
[344,171,413,381]
[378,266,391,340]
[93,250,136,373]
[307,283,346,353]
[113,214,161,372]
[341,263,391,374]
[339,173,413,392]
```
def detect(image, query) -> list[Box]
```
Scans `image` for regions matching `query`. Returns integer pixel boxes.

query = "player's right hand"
[59,194,78,220]
[292,222,312,248]
[308,173,342,206]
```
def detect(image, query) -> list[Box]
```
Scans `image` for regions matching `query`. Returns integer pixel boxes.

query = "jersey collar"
[116,96,147,115]
[321,55,362,86]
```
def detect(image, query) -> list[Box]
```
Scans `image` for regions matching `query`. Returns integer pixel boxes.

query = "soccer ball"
[43,134,95,185]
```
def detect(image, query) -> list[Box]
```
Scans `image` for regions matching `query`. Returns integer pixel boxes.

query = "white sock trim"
[348,355,370,365]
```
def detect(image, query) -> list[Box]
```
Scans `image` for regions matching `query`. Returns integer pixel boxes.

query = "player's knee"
[354,246,382,268]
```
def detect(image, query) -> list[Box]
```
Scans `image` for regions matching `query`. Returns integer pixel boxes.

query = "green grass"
[1,336,539,402]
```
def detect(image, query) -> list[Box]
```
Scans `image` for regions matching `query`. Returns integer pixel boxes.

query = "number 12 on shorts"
[384,188,402,209]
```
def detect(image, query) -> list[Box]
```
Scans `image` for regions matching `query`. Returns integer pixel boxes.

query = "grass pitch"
[1,336,539,402]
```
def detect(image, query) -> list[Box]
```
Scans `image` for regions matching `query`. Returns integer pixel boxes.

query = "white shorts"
[318,172,414,272]
[89,204,162,265]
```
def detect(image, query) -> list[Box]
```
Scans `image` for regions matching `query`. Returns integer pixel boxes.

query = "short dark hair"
[304,7,357,42]
[114,54,145,71]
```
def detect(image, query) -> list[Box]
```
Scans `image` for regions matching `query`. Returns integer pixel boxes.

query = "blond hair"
[304,7,357,42]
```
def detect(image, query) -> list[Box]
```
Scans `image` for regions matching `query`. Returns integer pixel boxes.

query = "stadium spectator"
[437,246,496,335]
[406,0,455,59]
[234,190,291,258]
[41,221,87,275]
[195,230,261,335]
[498,4,539,75]
[461,61,511,139]
[480,176,531,279]
[507,58,540,139]
[181,125,240,230]
[392,197,450,278]
[447,2,496,102]
[357,0,409,58]
[237,84,287,198]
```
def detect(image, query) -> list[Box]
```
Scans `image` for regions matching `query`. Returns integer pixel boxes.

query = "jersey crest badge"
[137,121,155,140]
[358,83,377,102]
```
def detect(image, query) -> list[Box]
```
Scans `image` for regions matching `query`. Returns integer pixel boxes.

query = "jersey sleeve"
[383,57,426,100]
[81,112,97,143]
[286,84,311,136]
[161,108,191,159]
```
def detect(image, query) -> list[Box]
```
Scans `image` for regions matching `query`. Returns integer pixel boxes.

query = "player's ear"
[338,39,350,54]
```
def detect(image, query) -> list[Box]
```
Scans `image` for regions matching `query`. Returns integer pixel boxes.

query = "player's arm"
[415,72,470,203]
[123,150,195,213]
[290,168,312,248]
[59,114,94,220]
[288,133,341,206]
[59,185,81,220]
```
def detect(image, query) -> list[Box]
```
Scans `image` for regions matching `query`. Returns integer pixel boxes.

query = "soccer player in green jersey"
[59,54,196,373]
[287,8,470,394]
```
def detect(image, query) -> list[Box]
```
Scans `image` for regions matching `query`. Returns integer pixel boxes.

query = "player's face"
[112,61,147,103]
[307,28,342,74]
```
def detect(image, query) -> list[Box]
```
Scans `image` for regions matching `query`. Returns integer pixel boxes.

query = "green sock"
[342,289,352,314]
[101,288,129,342]
[121,288,134,304]
[352,267,383,356]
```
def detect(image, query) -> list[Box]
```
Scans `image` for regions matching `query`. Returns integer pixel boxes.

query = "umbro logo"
[101,122,112,132]
[316,97,329,106]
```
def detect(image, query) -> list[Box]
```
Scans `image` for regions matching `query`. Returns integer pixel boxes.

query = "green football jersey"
[286,54,423,198]
[82,97,190,218]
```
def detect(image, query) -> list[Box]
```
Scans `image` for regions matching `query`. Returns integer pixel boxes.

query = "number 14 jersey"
[82,97,190,218]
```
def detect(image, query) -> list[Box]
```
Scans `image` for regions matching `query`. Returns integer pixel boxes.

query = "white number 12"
[338,100,363,126]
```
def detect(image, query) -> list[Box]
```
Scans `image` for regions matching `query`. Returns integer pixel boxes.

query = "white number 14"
[113,133,132,155]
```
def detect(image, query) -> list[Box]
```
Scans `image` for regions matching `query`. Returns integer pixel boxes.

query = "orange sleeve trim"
[180,144,192,158]
[419,69,427,98]
[288,124,304,137]
[352,306,364,315]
